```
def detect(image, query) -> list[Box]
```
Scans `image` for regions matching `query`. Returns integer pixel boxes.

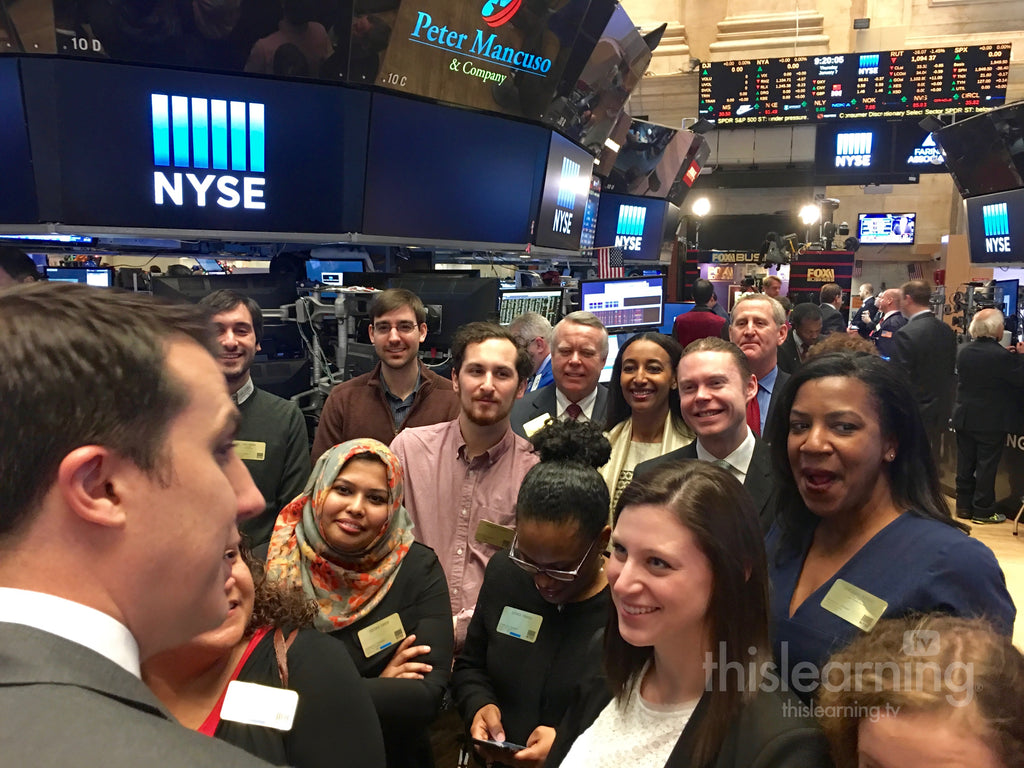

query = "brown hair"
[242,541,318,634]
[901,279,931,307]
[451,321,533,383]
[819,283,842,305]
[606,461,771,768]
[680,336,752,381]
[805,333,879,360]
[817,615,1024,768]
[0,283,219,539]
[198,289,264,344]
[369,288,426,325]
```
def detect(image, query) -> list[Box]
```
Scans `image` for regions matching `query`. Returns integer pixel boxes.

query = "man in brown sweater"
[311,288,460,460]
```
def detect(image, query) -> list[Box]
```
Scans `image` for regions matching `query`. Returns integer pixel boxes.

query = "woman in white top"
[599,333,694,512]
[545,461,831,768]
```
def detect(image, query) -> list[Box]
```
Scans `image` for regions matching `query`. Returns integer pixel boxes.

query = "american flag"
[907,262,924,280]
[596,246,624,278]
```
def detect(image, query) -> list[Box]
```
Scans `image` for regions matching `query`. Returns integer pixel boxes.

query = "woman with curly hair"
[452,420,613,768]
[265,438,453,768]
[142,541,385,768]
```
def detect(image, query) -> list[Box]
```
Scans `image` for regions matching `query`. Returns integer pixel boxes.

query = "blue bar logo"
[556,157,580,210]
[835,132,873,168]
[150,93,267,210]
[614,204,646,251]
[982,202,1011,254]
[858,53,879,75]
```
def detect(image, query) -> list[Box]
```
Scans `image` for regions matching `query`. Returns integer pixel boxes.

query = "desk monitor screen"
[580,276,664,332]
[499,288,563,326]
[598,332,624,383]
[45,267,114,287]
[858,213,916,245]
[993,278,1019,336]
[195,257,225,274]
[305,258,366,286]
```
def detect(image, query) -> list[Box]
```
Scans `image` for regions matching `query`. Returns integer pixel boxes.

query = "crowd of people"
[1,270,1022,768]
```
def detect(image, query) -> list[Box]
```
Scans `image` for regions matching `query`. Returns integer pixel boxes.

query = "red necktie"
[566,402,583,420]
[746,395,761,437]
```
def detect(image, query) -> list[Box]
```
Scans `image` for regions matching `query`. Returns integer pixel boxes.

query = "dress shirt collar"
[555,386,598,420]
[758,365,779,393]
[695,427,755,481]
[456,420,516,466]
[906,309,932,321]
[232,376,255,405]
[882,309,900,321]
[0,588,141,677]
[529,354,552,391]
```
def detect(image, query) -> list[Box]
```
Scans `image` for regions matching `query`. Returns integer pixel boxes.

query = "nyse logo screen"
[835,132,873,168]
[614,204,646,252]
[983,202,1010,253]
[151,94,266,210]
[551,157,580,235]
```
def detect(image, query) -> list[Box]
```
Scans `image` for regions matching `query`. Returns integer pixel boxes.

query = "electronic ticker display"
[699,43,1011,126]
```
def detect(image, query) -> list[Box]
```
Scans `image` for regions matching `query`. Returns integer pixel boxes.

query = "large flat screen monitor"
[305,258,366,286]
[533,132,596,251]
[993,278,1019,337]
[858,213,916,245]
[933,102,1024,198]
[965,188,1024,265]
[499,288,563,326]
[592,193,668,260]
[580,275,663,332]
[45,267,114,287]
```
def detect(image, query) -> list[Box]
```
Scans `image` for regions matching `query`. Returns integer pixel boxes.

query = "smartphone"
[472,738,527,753]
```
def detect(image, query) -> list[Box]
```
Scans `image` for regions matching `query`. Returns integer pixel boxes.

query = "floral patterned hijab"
[266,438,414,631]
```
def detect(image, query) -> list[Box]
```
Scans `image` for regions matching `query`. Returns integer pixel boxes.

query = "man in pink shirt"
[390,322,538,647]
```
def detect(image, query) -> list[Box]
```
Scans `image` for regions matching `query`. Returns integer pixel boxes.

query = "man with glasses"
[511,312,610,438]
[312,288,460,460]
[509,311,554,392]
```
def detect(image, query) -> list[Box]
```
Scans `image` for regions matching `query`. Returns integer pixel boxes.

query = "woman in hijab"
[266,438,453,768]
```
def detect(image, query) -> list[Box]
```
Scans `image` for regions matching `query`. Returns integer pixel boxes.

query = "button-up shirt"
[555,386,599,422]
[389,418,539,646]
[695,427,756,484]
[755,366,778,435]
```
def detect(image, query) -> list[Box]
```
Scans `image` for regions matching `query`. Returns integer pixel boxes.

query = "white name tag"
[523,414,553,438]
[357,612,407,658]
[820,579,888,632]
[496,606,543,643]
[233,440,267,461]
[220,680,298,731]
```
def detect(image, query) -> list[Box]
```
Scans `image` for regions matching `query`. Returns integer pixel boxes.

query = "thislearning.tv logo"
[835,132,873,168]
[552,157,580,235]
[983,202,1010,253]
[615,205,646,252]
[151,94,266,210]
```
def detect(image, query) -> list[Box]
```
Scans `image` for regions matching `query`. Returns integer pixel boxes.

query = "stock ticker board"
[699,44,1011,126]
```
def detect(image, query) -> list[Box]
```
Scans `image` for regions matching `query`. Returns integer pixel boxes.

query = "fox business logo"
[807,268,835,282]
[834,132,873,168]
[551,156,580,235]
[983,202,1010,254]
[614,205,646,252]
[151,94,266,210]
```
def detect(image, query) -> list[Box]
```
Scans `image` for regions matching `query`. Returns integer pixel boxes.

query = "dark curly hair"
[241,541,318,635]
[516,420,611,539]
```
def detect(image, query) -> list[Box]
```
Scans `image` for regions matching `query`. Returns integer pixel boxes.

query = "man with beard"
[390,322,538,647]
[312,288,460,460]
[199,290,310,546]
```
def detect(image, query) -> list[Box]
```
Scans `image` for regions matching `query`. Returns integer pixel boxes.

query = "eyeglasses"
[372,321,419,335]
[508,533,599,582]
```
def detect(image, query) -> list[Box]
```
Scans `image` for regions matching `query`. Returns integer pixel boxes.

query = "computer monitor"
[579,276,664,333]
[598,332,624,383]
[993,278,1019,337]
[305,258,366,287]
[45,266,114,287]
[195,257,225,274]
[499,288,563,326]
[857,213,916,245]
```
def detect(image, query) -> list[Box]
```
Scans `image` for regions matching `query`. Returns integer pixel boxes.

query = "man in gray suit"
[0,283,269,766]
[511,311,609,438]
[635,337,777,531]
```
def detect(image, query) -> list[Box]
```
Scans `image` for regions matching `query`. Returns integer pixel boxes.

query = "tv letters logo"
[614,205,646,252]
[902,630,940,657]
[551,156,580,235]
[835,132,873,168]
[982,202,1011,254]
[151,94,266,210]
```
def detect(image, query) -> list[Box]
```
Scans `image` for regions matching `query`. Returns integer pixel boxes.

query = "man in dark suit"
[673,278,726,348]
[778,302,823,374]
[891,279,957,463]
[868,288,908,358]
[635,338,777,531]
[818,283,846,336]
[953,308,1024,524]
[849,283,880,337]
[511,311,609,438]
[0,284,269,766]
[728,293,791,441]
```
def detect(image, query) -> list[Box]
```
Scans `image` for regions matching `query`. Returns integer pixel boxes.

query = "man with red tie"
[728,294,790,442]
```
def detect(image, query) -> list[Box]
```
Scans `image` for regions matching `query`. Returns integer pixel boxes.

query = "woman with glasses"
[266,438,453,768]
[452,420,612,768]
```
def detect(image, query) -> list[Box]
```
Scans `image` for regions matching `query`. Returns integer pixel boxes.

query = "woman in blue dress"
[763,352,1015,703]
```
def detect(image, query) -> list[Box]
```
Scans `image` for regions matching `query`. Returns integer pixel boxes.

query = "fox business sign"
[151,94,266,210]
[965,189,1024,265]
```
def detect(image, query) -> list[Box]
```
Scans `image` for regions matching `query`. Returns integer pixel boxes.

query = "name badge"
[523,414,553,438]
[820,579,888,632]
[220,680,298,731]
[233,440,267,461]
[496,606,543,643]
[475,520,515,549]
[357,612,406,658]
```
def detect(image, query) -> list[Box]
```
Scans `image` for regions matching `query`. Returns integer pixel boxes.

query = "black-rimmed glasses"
[508,533,599,582]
